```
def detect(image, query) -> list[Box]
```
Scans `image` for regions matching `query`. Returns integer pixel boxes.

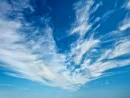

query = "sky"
[0,0,130,98]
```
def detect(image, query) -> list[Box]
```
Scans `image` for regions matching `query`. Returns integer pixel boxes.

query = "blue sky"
[0,0,130,98]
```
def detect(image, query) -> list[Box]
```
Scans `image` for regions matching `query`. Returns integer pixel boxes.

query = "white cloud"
[70,0,101,37]
[109,39,130,58]
[125,0,130,9]
[0,0,130,91]
[72,38,99,65]
[119,17,130,31]
[0,18,70,88]
[97,49,112,61]
[0,19,55,84]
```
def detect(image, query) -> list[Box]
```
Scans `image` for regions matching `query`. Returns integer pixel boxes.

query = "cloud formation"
[0,0,130,90]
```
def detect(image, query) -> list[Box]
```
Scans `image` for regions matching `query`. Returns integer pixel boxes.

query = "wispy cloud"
[119,16,130,31]
[0,0,130,91]
[125,0,130,9]
[71,37,99,65]
[109,39,130,58]
[71,0,97,37]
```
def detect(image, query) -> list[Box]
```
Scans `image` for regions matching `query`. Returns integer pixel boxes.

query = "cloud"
[0,19,56,85]
[70,0,101,37]
[101,9,116,22]
[109,39,130,58]
[0,0,130,91]
[71,38,99,65]
[119,17,130,31]
[125,0,130,9]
